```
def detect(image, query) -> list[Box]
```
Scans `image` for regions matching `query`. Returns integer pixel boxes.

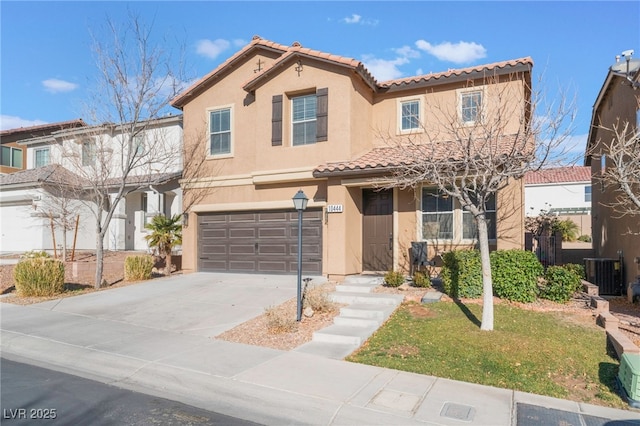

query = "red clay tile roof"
[0,119,86,138]
[172,36,532,108]
[314,134,531,177]
[378,57,533,89]
[524,166,591,185]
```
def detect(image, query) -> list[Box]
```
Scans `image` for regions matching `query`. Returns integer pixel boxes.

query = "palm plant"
[145,214,182,275]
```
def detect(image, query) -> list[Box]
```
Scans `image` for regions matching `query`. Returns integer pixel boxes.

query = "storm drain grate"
[440,402,475,421]
[516,403,617,426]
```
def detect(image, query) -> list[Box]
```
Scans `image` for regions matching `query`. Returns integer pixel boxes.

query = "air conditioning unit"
[618,353,640,407]
[584,258,623,295]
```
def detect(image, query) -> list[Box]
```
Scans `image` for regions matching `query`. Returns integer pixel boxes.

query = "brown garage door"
[197,209,322,274]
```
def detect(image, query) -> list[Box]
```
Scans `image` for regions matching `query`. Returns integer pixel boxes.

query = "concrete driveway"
[27,273,318,337]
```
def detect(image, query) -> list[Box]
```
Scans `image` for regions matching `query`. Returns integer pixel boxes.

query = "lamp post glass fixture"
[292,190,308,321]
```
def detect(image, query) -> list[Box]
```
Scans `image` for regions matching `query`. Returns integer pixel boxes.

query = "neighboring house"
[0,119,86,174]
[0,115,183,254]
[585,53,640,286]
[171,36,531,278]
[525,166,592,237]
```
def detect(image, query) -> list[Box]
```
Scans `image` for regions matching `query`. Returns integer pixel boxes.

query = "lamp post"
[292,189,308,321]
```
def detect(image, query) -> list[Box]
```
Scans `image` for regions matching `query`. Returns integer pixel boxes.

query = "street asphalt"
[1,272,639,425]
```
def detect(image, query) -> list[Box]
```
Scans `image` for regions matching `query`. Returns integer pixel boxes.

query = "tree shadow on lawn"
[453,298,482,328]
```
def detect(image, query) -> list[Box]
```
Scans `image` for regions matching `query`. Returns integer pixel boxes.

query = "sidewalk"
[1,273,638,425]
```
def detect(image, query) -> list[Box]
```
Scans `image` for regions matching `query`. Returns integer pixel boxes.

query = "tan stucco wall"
[589,78,640,284]
[179,47,529,277]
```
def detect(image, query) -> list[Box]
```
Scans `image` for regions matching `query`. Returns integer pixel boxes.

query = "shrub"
[412,271,431,288]
[490,250,543,303]
[440,250,482,298]
[541,265,582,303]
[562,263,586,280]
[265,306,297,333]
[14,258,64,297]
[303,285,336,313]
[20,250,50,259]
[124,255,154,281]
[578,234,592,243]
[383,270,405,288]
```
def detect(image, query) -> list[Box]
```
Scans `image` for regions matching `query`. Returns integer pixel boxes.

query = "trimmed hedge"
[412,271,431,288]
[540,265,582,303]
[561,263,586,280]
[124,255,154,281]
[14,258,65,297]
[490,250,543,303]
[441,250,483,298]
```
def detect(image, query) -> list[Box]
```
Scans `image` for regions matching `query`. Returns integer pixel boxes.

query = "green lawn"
[347,301,625,408]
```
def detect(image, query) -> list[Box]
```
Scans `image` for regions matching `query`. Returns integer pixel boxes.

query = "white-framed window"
[292,94,317,146]
[35,147,50,167]
[422,188,454,239]
[400,99,420,131]
[462,194,497,240]
[1,146,23,168]
[81,140,96,166]
[584,185,592,202]
[421,188,497,241]
[209,107,232,156]
[460,90,482,124]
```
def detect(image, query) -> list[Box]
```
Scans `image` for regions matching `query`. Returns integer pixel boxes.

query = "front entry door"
[362,189,393,271]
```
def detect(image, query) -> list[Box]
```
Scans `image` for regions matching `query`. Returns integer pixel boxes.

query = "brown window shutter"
[271,94,283,146]
[316,87,328,142]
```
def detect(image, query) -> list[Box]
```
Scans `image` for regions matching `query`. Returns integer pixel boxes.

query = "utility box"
[618,353,640,407]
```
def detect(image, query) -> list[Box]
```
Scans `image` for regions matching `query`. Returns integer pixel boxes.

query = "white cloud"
[0,115,47,131]
[42,79,78,93]
[196,39,230,59]
[342,13,378,26]
[361,45,420,81]
[232,38,247,48]
[343,14,361,24]
[415,40,487,64]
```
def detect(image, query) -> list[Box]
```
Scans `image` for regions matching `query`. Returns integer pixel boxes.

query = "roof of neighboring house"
[0,164,86,188]
[0,119,87,139]
[585,58,640,165]
[314,134,530,177]
[0,165,181,190]
[171,36,533,108]
[524,166,591,185]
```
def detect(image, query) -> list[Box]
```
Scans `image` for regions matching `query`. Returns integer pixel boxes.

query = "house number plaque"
[326,204,343,213]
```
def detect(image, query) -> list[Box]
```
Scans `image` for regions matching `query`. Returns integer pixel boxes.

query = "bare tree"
[379,72,575,331]
[594,94,640,221]
[70,14,186,288]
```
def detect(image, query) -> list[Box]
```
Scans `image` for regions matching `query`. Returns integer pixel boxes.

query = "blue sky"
[1,1,638,157]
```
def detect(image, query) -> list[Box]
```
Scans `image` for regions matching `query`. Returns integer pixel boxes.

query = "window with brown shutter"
[271,94,283,146]
[316,87,328,142]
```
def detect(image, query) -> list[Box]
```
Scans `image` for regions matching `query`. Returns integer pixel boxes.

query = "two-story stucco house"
[172,36,530,279]
[0,115,183,254]
[585,53,640,287]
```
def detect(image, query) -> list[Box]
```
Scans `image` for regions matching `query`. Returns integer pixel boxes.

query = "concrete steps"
[294,275,403,360]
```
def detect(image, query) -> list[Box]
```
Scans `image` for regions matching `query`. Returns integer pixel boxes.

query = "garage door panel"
[198,209,322,274]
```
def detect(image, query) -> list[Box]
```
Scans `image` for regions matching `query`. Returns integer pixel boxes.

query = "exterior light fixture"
[292,189,308,321]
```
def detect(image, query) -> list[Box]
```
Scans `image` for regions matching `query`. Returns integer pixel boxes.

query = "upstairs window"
[81,140,96,166]
[422,188,453,239]
[585,185,592,202]
[401,100,420,131]
[132,134,145,156]
[209,108,231,155]
[1,146,23,168]
[292,94,317,146]
[35,147,50,167]
[461,91,482,124]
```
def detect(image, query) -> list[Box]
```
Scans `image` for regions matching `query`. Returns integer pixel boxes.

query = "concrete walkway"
[1,273,638,425]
